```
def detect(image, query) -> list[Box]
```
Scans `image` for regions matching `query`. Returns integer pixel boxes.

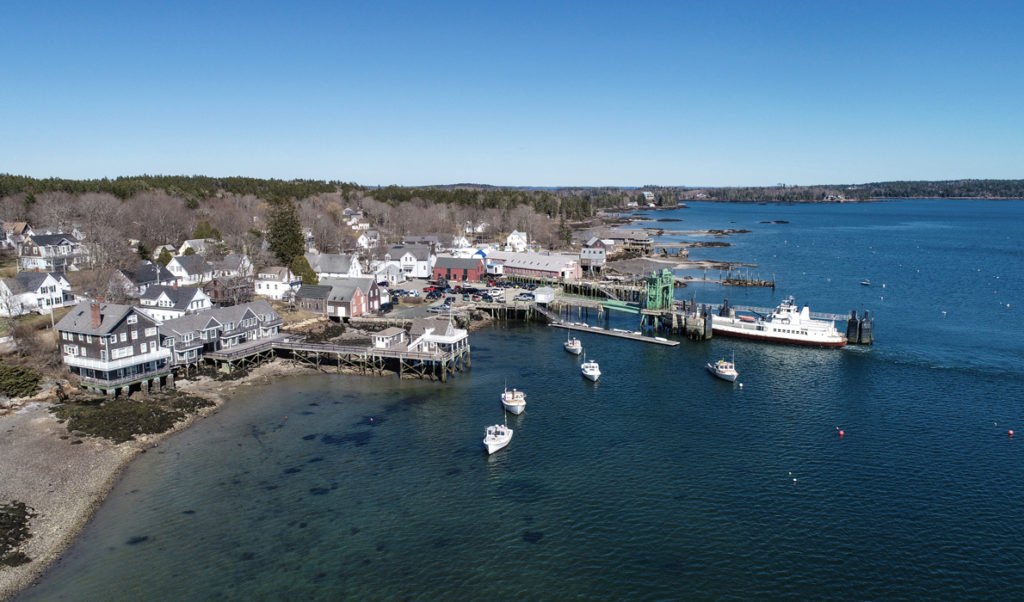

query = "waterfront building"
[159,300,282,369]
[55,301,172,395]
[580,238,608,273]
[482,250,581,280]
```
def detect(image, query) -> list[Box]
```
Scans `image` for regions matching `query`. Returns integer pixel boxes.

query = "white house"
[0,272,74,316]
[357,229,380,250]
[177,238,219,256]
[505,230,528,252]
[19,234,88,273]
[304,252,363,279]
[383,244,433,279]
[138,285,213,322]
[254,266,302,300]
[407,318,469,355]
[370,260,407,286]
[210,253,253,279]
[166,255,213,285]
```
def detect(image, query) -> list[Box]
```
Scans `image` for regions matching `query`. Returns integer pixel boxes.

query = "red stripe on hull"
[713,328,847,348]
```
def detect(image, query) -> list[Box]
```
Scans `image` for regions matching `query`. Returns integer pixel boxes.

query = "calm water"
[24,199,1024,600]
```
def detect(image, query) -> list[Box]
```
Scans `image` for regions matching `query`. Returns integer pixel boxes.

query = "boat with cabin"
[580,354,601,381]
[564,333,583,355]
[712,296,847,347]
[706,354,739,382]
[500,386,526,415]
[483,423,513,454]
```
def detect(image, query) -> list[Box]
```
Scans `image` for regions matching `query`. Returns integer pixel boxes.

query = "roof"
[376,327,405,338]
[121,261,176,286]
[212,253,246,272]
[172,254,210,275]
[296,284,332,300]
[3,272,55,294]
[434,256,484,270]
[55,302,150,335]
[28,234,77,247]
[4,222,29,235]
[483,250,577,272]
[141,285,205,312]
[388,244,431,261]
[256,266,293,281]
[159,300,278,337]
[305,252,356,275]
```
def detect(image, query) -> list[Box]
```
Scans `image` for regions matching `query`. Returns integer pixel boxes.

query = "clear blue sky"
[3,0,1022,187]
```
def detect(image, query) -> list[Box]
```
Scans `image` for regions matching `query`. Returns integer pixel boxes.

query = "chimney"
[90,301,102,328]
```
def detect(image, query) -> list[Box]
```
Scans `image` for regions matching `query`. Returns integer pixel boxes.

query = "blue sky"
[2,0,1022,187]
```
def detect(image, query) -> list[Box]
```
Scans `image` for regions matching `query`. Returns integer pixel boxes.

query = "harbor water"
[23,199,1024,600]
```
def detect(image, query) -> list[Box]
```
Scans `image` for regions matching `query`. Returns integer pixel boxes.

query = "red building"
[432,256,485,282]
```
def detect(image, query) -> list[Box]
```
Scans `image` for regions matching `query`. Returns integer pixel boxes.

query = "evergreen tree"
[290,255,318,285]
[192,220,221,240]
[183,247,196,256]
[267,199,305,264]
[156,247,174,266]
[136,243,151,260]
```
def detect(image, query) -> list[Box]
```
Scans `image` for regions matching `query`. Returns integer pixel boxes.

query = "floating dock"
[549,322,680,346]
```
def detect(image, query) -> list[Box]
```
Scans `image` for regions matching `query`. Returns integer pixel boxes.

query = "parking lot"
[383,277,539,319]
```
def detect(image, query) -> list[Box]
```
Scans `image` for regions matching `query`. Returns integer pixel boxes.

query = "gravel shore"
[0,361,316,600]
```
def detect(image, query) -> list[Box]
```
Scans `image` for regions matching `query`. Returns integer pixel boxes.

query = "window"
[149,341,157,353]
[127,314,137,324]
[145,327,156,337]
[86,335,92,344]
[131,330,138,340]
[100,350,107,361]
[120,332,127,342]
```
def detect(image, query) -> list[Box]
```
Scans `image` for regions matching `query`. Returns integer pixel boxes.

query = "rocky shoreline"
[0,361,317,600]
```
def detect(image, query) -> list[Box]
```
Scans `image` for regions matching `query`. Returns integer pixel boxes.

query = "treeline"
[676,179,1024,203]
[367,185,629,220]
[0,174,352,202]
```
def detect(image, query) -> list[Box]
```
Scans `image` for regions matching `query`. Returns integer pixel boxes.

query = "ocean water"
[23,199,1024,600]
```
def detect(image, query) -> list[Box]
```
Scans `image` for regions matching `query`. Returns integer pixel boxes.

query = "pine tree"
[267,199,305,264]
[156,247,174,266]
[192,220,221,240]
[290,255,318,285]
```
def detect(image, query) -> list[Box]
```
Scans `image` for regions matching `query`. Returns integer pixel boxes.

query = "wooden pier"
[202,334,470,382]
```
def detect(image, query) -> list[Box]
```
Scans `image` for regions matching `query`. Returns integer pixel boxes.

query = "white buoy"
[738,383,743,388]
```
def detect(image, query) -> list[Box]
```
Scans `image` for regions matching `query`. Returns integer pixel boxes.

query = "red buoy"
[839,430,845,437]
[1009,430,1014,437]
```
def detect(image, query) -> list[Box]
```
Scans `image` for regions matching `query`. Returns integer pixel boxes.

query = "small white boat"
[500,386,526,415]
[483,423,513,454]
[580,353,601,381]
[860,280,871,286]
[563,333,583,355]
[706,354,739,382]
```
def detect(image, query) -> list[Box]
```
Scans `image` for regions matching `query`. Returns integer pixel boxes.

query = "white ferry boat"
[712,296,847,348]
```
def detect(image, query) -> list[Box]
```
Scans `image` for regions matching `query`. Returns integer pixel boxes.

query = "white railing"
[63,348,171,371]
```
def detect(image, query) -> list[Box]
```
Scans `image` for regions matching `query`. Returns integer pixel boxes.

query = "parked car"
[378,281,390,287]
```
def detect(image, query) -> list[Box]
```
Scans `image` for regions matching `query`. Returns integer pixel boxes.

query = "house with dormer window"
[166,254,213,285]
[253,266,302,300]
[55,301,172,395]
[304,252,363,280]
[158,300,282,368]
[112,261,178,297]
[19,234,87,273]
[138,285,212,322]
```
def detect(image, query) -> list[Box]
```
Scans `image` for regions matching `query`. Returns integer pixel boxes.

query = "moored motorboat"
[500,386,526,415]
[580,354,601,381]
[483,423,513,454]
[706,355,739,382]
[564,333,583,355]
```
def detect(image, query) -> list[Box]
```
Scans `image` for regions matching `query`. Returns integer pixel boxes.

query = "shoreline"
[0,361,318,601]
